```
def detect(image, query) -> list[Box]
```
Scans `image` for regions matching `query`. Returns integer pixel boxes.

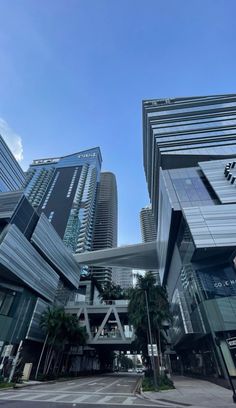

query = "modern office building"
[140,205,157,242]
[92,172,118,283]
[24,148,102,255]
[0,135,25,192]
[0,191,80,364]
[143,94,236,379]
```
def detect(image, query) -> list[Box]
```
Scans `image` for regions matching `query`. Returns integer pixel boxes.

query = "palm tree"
[35,306,64,379]
[99,281,127,303]
[36,306,87,378]
[128,272,171,372]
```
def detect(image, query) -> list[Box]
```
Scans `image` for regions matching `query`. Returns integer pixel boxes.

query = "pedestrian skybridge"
[69,241,159,349]
[73,241,159,270]
[66,299,134,349]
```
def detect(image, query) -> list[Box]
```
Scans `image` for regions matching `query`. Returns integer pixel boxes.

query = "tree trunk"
[43,334,57,375]
[35,332,48,379]
[46,349,55,375]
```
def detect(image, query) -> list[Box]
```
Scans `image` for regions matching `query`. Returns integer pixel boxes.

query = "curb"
[14,380,56,389]
[139,389,191,407]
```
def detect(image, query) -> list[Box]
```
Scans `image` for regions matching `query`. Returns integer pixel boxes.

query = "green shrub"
[0,382,14,389]
[142,374,174,392]
[142,376,157,391]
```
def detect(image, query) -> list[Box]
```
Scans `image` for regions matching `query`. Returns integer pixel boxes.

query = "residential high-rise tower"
[92,172,118,283]
[24,148,102,254]
[140,205,157,242]
[139,205,159,283]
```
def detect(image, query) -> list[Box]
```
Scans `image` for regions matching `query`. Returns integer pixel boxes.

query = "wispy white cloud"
[0,118,23,161]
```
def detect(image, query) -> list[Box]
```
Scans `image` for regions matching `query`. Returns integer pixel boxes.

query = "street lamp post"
[144,289,158,389]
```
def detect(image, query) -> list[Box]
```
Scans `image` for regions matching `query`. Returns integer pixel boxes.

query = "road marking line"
[72,394,92,403]
[47,393,71,402]
[96,395,114,403]
[2,392,28,400]
[89,382,106,385]
[117,384,129,386]
[0,392,12,397]
[95,378,121,392]
[58,378,100,390]
[21,393,49,401]
[122,396,137,405]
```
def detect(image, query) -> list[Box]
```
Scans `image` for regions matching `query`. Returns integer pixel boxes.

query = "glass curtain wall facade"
[24,148,102,255]
[140,205,157,242]
[92,172,118,283]
[143,94,236,379]
[0,191,80,360]
[140,205,159,284]
[0,135,25,192]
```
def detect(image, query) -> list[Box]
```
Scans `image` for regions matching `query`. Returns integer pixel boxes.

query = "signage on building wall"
[77,153,96,158]
[196,265,236,300]
[213,279,236,288]
[33,158,59,165]
[226,337,236,349]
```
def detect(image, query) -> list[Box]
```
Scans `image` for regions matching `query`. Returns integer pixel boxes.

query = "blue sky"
[0,0,236,245]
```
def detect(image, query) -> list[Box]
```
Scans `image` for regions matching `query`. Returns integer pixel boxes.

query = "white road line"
[95,378,121,392]
[2,392,28,400]
[47,393,71,402]
[21,393,49,401]
[122,396,137,405]
[58,378,100,391]
[96,395,114,403]
[89,382,106,385]
[117,384,129,386]
[72,394,92,403]
[0,392,12,397]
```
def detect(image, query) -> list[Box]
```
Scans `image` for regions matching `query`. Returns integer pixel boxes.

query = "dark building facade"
[92,172,118,283]
[24,148,102,254]
[143,94,236,378]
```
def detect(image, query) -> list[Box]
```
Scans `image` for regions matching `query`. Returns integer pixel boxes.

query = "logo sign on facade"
[148,344,158,357]
[226,337,236,349]
[214,279,236,288]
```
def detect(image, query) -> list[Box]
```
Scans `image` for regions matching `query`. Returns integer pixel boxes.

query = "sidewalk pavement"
[142,375,236,408]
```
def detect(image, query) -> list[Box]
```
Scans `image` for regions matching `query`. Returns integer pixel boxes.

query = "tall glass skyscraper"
[92,172,118,283]
[139,205,159,284]
[140,205,157,243]
[0,135,25,192]
[143,94,236,380]
[24,148,102,255]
